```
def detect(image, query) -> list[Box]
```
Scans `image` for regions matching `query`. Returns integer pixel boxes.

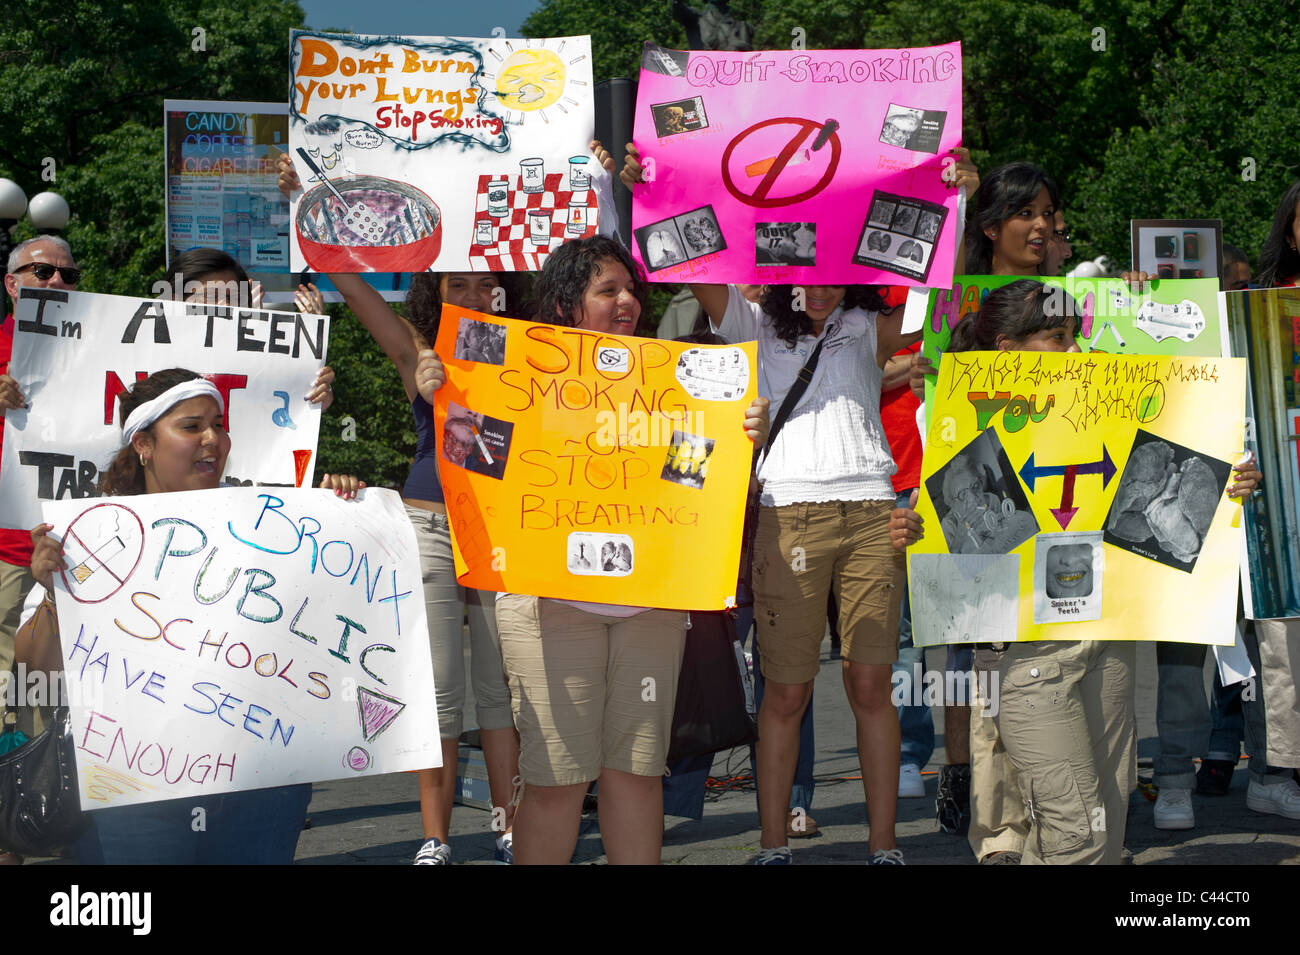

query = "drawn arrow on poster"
[1018,446,1117,529]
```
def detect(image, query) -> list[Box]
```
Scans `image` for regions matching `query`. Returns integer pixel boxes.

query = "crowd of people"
[0,128,1297,865]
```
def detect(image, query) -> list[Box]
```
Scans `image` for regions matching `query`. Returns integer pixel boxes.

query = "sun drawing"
[482,39,587,127]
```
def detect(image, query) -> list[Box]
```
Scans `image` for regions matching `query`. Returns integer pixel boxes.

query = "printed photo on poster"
[675,345,750,401]
[878,104,947,154]
[634,204,727,273]
[910,553,1020,645]
[661,431,715,488]
[1033,531,1104,623]
[651,96,709,137]
[1103,429,1231,573]
[641,44,690,77]
[926,429,1039,555]
[454,317,508,365]
[443,403,513,480]
[1130,218,1223,283]
[567,532,635,576]
[853,192,947,282]
[755,223,816,267]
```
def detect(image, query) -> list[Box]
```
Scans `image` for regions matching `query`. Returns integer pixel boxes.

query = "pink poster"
[630,43,963,287]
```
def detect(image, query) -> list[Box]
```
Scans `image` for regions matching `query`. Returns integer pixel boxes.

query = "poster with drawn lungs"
[0,289,326,530]
[44,488,439,808]
[908,350,1246,646]
[288,31,599,273]
[433,306,757,609]
[630,43,963,286]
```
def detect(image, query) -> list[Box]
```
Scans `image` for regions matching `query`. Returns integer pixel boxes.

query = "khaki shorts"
[752,501,903,683]
[496,595,687,787]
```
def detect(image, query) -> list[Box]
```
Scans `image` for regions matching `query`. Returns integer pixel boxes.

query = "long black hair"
[948,279,1077,353]
[760,285,888,347]
[534,236,648,327]
[964,163,1061,275]
[1257,180,1300,288]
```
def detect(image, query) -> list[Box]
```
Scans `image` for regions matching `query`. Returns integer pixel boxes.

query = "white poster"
[45,487,440,808]
[1,288,326,530]
[288,31,599,273]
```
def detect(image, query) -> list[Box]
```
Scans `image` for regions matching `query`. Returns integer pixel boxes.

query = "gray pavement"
[289,638,1300,865]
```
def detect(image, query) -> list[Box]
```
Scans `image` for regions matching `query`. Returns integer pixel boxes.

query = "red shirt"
[0,313,34,566]
[875,287,922,493]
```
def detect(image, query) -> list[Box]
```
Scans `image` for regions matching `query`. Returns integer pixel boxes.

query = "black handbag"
[667,610,756,763]
[734,336,828,606]
[0,706,88,857]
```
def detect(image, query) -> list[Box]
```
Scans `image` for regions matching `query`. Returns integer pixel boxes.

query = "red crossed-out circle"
[721,117,842,209]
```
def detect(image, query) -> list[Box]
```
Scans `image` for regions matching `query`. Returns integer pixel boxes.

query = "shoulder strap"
[758,333,827,466]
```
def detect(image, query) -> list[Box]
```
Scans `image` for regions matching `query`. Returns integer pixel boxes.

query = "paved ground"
[283,638,1300,866]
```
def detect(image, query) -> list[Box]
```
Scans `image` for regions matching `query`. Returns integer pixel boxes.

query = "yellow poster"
[434,306,758,609]
[909,351,1247,646]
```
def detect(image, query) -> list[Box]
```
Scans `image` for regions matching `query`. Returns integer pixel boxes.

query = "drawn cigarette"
[745,118,838,178]
[70,535,125,583]
[470,424,495,466]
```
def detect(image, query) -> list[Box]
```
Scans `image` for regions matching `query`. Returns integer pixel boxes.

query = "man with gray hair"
[0,235,80,862]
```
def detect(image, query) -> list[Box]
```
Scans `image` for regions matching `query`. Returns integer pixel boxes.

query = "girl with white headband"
[16,368,361,864]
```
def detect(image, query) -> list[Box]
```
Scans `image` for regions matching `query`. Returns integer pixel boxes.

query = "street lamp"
[0,178,71,265]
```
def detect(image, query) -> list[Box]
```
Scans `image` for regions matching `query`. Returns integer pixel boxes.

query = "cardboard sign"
[1,289,326,530]
[434,307,757,609]
[909,351,1247,646]
[46,488,439,808]
[288,31,599,273]
[631,43,963,286]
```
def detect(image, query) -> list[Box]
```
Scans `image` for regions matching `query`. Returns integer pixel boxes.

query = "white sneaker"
[414,837,451,865]
[898,763,925,798]
[1153,787,1194,830]
[1246,778,1300,820]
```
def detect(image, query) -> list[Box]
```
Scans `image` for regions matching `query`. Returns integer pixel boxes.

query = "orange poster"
[434,305,758,609]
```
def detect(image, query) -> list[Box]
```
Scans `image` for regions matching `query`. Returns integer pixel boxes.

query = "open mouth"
[1055,571,1086,585]
[195,458,218,474]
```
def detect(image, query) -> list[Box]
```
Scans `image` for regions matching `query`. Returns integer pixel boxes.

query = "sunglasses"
[13,262,81,284]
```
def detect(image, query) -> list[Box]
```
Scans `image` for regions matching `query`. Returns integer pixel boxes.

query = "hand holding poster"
[434,306,757,609]
[631,43,963,286]
[289,32,600,273]
[908,350,1247,646]
[0,289,327,530]
[45,488,439,809]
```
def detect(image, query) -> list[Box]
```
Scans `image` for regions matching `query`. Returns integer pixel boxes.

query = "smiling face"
[441,272,498,313]
[990,185,1055,275]
[1045,542,1094,598]
[573,257,641,334]
[5,238,79,306]
[132,396,230,494]
[796,285,846,329]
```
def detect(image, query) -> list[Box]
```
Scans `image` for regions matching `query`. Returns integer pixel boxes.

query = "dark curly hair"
[759,285,888,347]
[1257,180,1300,289]
[948,279,1077,353]
[99,368,209,496]
[964,163,1060,275]
[534,236,648,327]
[404,271,532,345]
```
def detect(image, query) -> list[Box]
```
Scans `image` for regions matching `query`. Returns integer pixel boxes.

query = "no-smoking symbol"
[721,117,842,208]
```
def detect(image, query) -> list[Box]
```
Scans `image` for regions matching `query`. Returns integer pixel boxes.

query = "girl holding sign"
[17,368,363,864]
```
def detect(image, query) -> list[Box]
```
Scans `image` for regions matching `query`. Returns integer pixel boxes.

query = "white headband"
[122,379,225,444]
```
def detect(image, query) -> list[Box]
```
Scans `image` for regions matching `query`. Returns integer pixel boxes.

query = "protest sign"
[164,100,290,273]
[1224,286,1300,618]
[288,31,600,273]
[45,487,438,808]
[433,306,757,609]
[907,276,1229,412]
[630,43,963,286]
[1131,218,1224,281]
[0,289,326,530]
[908,350,1247,646]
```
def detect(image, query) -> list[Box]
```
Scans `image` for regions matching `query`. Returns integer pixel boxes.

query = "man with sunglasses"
[0,235,81,862]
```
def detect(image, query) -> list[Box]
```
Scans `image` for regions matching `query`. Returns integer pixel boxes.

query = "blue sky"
[298,0,542,35]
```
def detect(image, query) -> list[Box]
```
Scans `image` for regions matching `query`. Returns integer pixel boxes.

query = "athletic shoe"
[748,846,792,865]
[935,763,971,835]
[867,848,905,865]
[414,837,451,865]
[1153,787,1195,830]
[899,763,925,798]
[1246,778,1300,820]
[494,833,513,865]
[1196,758,1236,796]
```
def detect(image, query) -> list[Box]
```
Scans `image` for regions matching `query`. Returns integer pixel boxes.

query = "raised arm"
[689,283,731,329]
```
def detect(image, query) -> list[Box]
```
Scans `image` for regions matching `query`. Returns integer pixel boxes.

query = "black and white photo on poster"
[925,428,1039,555]
[453,317,507,365]
[567,531,634,576]
[853,191,947,281]
[755,222,816,266]
[878,103,947,154]
[1033,531,1104,623]
[910,553,1020,646]
[634,204,727,274]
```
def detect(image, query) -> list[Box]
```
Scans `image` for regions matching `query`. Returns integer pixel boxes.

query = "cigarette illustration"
[70,535,125,584]
[470,424,495,466]
[745,118,838,178]
[1088,320,1128,350]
